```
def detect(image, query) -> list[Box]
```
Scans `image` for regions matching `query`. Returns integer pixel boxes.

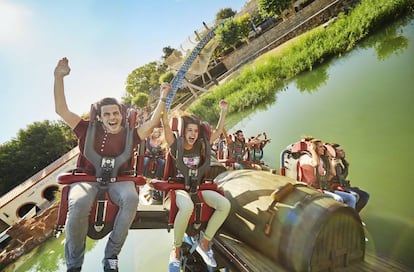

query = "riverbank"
[0,203,58,269]
[188,0,414,124]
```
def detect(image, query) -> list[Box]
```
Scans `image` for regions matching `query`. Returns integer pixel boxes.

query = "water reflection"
[4,234,99,272]
[229,15,414,269]
[294,63,329,93]
[3,235,65,272]
[364,213,414,267]
[360,15,411,61]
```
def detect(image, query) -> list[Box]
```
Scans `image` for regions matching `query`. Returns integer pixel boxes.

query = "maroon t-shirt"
[73,119,140,175]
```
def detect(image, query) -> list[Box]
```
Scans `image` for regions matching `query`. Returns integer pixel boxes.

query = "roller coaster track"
[165,22,222,110]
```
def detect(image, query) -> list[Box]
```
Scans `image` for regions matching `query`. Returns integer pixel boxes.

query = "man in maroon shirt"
[54,57,171,272]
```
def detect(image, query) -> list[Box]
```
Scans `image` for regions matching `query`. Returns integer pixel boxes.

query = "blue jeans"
[65,181,139,269]
[323,190,343,202]
[143,157,165,178]
[333,190,357,209]
[322,190,357,209]
[346,186,369,212]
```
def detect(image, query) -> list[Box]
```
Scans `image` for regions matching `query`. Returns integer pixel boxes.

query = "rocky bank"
[0,202,59,269]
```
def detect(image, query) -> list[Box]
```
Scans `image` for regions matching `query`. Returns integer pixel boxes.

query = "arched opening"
[17,203,40,218]
[43,185,60,202]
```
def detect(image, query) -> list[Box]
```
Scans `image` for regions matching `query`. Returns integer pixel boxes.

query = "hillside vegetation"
[187,0,414,124]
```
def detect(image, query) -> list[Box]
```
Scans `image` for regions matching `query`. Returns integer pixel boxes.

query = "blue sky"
[0,0,246,144]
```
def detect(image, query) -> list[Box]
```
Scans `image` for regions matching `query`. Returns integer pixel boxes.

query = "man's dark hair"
[95,97,122,117]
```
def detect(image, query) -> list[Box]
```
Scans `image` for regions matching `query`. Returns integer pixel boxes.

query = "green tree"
[123,61,168,106]
[162,46,175,61]
[131,93,149,109]
[216,18,241,50]
[215,8,237,23]
[236,13,253,43]
[0,120,76,195]
[0,141,19,194]
[57,119,78,147]
[159,70,175,84]
[257,0,293,20]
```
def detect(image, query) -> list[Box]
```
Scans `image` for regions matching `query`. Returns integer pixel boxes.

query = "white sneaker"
[195,243,217,267]
[168,251,180,272]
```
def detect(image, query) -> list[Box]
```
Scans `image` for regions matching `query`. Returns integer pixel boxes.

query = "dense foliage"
[216,19,241,50]
[257,0,293,19]
[123,61,168,106]
[188,0,414,124]
[0,121,77,195]
[215,8,237,23]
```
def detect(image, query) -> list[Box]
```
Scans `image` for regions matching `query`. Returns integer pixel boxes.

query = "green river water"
[5,14,414,272]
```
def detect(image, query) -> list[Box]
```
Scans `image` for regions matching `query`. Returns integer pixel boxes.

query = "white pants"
[173,189,231,247]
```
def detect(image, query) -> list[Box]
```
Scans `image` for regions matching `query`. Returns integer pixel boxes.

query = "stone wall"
[0,203,59,269]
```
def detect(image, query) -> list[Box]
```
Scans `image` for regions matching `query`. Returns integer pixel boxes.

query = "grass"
[186,0,414,125]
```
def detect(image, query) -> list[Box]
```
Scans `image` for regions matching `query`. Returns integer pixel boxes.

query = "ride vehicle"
[55,107,366,271]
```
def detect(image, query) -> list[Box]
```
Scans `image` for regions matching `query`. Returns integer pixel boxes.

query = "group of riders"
[139,124,372,219]
[142,127,369,214]
[138,128,370,270]
[55,57,369,272]
[286,136,370,213]
[141,126,273,183]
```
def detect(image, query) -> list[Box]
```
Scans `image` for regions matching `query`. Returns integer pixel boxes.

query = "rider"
[54,57,171,272]
[143,127,166,179]
[226,130,255,169]
[248,132,271,169]
[330,143,370,213]
[161,98,231,270]
[298,138,357,208]
[212,131,228,160]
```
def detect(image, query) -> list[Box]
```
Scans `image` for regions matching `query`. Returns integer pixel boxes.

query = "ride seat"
[218,133,237,168]
[150,116,223,230]
[56,104,146,239]
[280,140,311,180]
[161,117,213,181]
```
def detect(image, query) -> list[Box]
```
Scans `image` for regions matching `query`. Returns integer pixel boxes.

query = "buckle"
[99,157,116,183]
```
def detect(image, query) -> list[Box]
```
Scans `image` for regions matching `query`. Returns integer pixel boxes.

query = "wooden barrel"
[215,170,365,272]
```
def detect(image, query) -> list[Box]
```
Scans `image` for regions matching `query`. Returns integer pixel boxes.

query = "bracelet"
[160,97,167,103]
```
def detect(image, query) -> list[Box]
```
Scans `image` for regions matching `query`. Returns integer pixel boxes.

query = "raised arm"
[160,105,175,147]
[210,100,228,144]
[54,58,81,129]
[137,83,171,140]
[308,141,320,167]
[336,158,349,181]
[221,128,231,145]
[248,133,262,146]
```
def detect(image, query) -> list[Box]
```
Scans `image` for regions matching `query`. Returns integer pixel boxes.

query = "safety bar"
[57,172,146,185]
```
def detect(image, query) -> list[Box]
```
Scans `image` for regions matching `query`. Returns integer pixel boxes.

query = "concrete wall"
[0,148,79,230]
